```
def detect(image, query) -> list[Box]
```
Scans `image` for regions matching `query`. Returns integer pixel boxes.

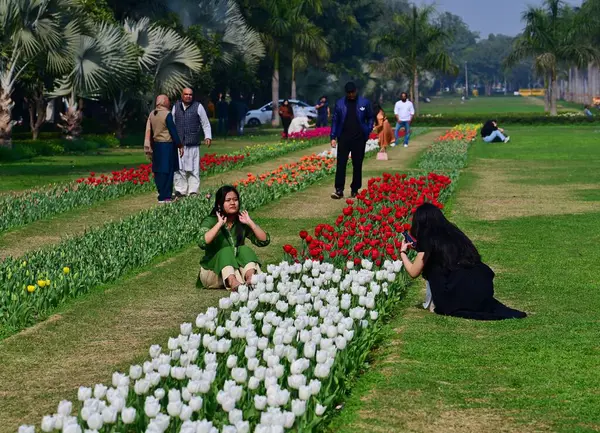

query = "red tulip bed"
[286,128,403,141]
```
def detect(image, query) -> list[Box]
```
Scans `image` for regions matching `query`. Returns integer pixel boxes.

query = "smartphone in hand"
[402,230,416,248]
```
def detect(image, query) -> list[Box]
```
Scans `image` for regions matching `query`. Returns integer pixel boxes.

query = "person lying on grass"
[400,203,526,321]
[197,185,270,291]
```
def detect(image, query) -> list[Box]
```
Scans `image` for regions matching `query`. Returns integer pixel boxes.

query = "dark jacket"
[330,96,374,141]
[480,120,498,138]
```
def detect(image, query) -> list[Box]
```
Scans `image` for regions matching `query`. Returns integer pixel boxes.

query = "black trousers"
[335,137,366,193]
[282,118,292,137]
[154,171,174,201]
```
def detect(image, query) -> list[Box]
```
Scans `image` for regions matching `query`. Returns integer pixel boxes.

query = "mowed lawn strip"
[0,140,334,259]
[0,131,438,432]
[0,129,283,192]
[328,126,600,433]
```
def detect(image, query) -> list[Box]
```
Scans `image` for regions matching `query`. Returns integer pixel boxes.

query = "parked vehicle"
[245,99,318,126]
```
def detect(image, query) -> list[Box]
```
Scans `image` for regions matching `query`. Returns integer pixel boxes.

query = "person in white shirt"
[393,92,415,147]
[287,116,313,135]
[171,88,212,197]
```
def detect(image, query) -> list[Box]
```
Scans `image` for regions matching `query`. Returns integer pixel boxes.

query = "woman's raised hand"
[401,238,414,252]
[239,210,253,226]
[216,212,227,226]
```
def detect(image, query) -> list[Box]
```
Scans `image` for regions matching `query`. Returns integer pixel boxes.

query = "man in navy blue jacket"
[330,82,374,199]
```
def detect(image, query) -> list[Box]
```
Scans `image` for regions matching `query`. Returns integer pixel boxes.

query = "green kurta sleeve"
[245,225,271,247]
[198,215,218,249]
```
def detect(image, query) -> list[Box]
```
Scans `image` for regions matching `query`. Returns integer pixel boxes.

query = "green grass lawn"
[330,125,600,432]
[0,128,284,192]
[384,96,579,116]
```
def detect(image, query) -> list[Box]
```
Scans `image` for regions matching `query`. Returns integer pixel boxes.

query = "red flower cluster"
[283,172,452,267]
[286,127,331,140]
[200,153,248,171]
[76,164,153,186]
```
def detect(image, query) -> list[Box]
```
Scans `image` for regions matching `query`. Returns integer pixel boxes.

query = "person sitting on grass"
[481,119,510,143]
[584,104,594,118]
[197,185,270,291]
[400,203,526,321]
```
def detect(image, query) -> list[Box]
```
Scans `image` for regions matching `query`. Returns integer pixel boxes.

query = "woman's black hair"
[283,99,290,105]
[373,103,384,115]
[211,185,245,246]
[410,203,481,277]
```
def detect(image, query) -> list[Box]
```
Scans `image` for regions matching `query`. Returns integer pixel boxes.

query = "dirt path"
[0,132,437,432]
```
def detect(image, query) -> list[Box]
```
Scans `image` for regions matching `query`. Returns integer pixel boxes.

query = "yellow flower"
[63,267,70,274]
[21,261,27,267]
[45,279,51,286]
[37,280,46,288]
[27,285,36,293]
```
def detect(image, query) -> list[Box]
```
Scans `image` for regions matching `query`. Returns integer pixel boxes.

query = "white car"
[245,99,318,126]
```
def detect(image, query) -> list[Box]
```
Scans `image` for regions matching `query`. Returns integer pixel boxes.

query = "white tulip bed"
[20,258,407,433]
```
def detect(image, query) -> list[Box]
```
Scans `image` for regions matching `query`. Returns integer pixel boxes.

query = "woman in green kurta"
[198,185,270,291]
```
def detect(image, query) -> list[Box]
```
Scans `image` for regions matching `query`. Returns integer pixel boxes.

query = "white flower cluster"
[419,113,443,118]
[21,259,404,433]
[556,111,585,117]
[318,138,380,159]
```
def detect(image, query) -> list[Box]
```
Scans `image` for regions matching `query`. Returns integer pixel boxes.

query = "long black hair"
[373,103,384,115]
[211,185,245,246]
[410,203,481,277]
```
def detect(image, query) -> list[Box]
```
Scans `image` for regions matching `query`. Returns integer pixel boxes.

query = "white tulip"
[144,396,161,418]
[227,355,238,369]
[314,363,330,378]
[361,319,369,328]
[158,364,171,378]
[149,345,162,358]
[102,407,117,424]
[309,379,322,395]
[56,400,73,417]
[291,399,306,417]
[189,396,203,412]
[168,388,181,402]
[247,357,260,371]
[198,380,212,394]
[168,337,179,350]
[62,424,81,433]
[122,407,136,424]
[248,376,261,390]
[182,388,192,402]
[171,366,186,380]
[231,368,248,384]
[154,388,166,400]
[228,409,243,425]
[148,372,161,386]
[77,387,92,402]
[133,379,150,395]
[18,426,35,433]
[370,311,379,320]
[86,413,103,431]
[216,326,226,337]
[298,385,311,401]
[335,336,347,350]
[179,404,193,421]
[303,342,316,358]
[315,404,327,416]
[235,421,250,433]
[167,401,183,417]
[40,416,55,433]
[219,298,233,310]
[91,384,106,400]
[254,395,267,410]
[129,365,143,380]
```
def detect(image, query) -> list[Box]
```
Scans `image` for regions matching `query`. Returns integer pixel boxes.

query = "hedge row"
[0,135,121,162]
[406,113,600,126]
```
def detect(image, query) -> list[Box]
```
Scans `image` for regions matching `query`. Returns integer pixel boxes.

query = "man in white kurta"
[172,88,212,197]
[287,116,313,135]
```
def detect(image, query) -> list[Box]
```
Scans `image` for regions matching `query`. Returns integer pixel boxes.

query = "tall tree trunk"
[271,50,280,127]
[291,47,297,100]
[587,63,594,104]
[112,92,128,141]
[550,69,558,116]
[413,66,419,114]
[26,86,48,140]
[0,88,14,149]
[543,76,550,113]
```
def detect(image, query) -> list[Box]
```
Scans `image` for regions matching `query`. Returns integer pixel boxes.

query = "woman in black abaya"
[400,203,526,321]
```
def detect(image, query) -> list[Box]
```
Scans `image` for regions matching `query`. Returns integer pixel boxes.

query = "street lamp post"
[465,61,469,99]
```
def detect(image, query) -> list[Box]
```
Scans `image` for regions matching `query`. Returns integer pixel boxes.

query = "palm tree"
[373,4,457,114]
[505,0,600,115]
[51,21,139,138]
[289,15,329,100]
[0,0,79,148]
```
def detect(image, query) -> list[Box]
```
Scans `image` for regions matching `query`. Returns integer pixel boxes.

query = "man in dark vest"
[172,87,212,197]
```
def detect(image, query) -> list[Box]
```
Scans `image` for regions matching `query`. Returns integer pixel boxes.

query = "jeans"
[316,116,328,127]
[282,118,292,138]
[395,121,411,144]
[483,130,506,143]
[217,117,227,135]
[335,137,366,194]
[238,120,245,136]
